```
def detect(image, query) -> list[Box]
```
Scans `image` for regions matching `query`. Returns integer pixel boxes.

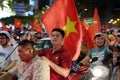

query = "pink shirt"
[9,56,50,80]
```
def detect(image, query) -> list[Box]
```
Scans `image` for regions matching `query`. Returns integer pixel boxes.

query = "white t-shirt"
[0,45,19,67]
[9,56,50,80]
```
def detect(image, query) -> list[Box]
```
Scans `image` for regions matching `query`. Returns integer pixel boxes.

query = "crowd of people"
[0,27,120,80]
[71,32,120,80]
[0,28,72,80]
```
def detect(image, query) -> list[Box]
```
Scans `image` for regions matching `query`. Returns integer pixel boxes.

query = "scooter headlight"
[92,68,103,77]
[91,65,109,78]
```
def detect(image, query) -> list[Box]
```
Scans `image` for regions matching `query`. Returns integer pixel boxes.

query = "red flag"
[41,0,82,61]
[104,23,108,32]
[82,19,90,30]
[35,23,42,32]
[14,18,22,29]
[88,8,101,46]
[82,21,94,50]
[31,19,42,32]
[30,21,35,31]
[0,21,10,31]
[92,8,101,32]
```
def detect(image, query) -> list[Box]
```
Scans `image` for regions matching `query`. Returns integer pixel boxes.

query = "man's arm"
[0,72,12,80]
[80,56,91,65]
[49,60,70,77]
[0,60,17,72]
[40,56,70,78]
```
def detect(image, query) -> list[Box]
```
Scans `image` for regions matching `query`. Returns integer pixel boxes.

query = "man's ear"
[7,38,10,43]
[29,47,34,54]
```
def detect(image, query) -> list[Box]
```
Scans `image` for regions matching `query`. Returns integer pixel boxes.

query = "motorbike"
[69,57,110,80]
[68,65,89,80]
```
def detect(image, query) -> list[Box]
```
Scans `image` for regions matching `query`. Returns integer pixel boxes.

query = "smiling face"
[95,36,105,47]
[0,34,9,47]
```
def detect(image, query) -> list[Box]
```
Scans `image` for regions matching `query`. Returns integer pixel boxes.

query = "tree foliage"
[0,16,34,25]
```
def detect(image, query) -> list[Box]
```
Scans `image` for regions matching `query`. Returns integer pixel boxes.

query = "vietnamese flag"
[104,23,108,32]
[88,8,101,46]
[41,0,82,61]
[82,21,94,50]
[92,8,101,32]
[31,19,42,32]
[35,23,42,32]
[14,18,22,29]
[30,21,35,31]
[0,21,10,31]
[82,19,90,30]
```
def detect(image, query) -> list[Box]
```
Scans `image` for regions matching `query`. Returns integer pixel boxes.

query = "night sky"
[75,0,120,24]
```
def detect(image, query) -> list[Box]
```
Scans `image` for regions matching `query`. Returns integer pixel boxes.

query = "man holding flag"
[39,0,82,79]
[38,28,71,80]
[41,0,82,61]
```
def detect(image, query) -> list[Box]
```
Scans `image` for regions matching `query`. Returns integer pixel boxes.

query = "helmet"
[94,33,103,40]
[108,34,117,41]
[109,39,120,52]
[0,31,11,38]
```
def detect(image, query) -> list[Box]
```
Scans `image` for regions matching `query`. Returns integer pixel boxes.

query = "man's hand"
[0,67,9,72]
[40,56,51,65]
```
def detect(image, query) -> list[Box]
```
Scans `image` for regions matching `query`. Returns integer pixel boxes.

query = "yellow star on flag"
[17,22,20,25]
[63,16,78,37]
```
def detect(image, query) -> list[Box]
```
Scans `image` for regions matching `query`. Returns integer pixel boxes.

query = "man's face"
[0,35,8,46]
[95,36,105,47]
[50,31,63,46]
[18,46,33,62]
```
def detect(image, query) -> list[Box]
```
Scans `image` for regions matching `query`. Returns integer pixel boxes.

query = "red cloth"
[104,23,108,32]
[87,8,101,47]
[82,19,90,30]
[35,23,42,32]
[14,18,22,29]
[41,0,82,61]
[1,22,10,31]
[31,19,42,32]
[38,47,71,80]
[92,8,101,32]
[30,21,35,31]
[81,20,94,50]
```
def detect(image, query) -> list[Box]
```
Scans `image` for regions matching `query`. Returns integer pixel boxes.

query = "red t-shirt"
[38,47,72,80]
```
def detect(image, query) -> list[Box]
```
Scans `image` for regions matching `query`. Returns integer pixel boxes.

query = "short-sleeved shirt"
[87,46,108,68]
[38,47,72,80]
[9,56,50,80]
[0,45,19,67]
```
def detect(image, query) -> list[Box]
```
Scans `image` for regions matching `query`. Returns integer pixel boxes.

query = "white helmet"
[0,30,11,38]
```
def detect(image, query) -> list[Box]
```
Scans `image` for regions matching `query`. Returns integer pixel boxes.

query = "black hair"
[19,33,25,37]
[51,28,65,38]
[18,39,34,48]
[0,33,9,38]
[94,33,103,40]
